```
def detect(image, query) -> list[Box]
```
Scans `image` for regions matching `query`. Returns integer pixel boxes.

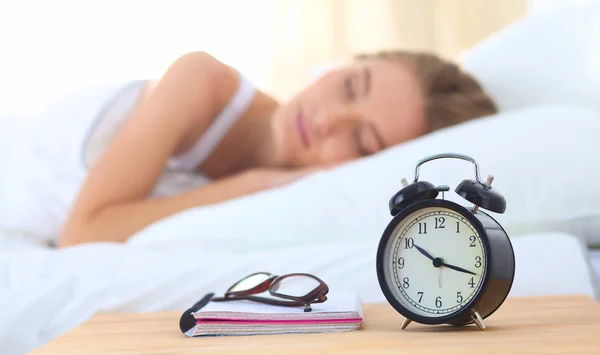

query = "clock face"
[383,206,487,319]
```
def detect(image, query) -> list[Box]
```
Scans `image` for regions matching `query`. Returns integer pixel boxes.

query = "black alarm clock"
[376,153,515,331]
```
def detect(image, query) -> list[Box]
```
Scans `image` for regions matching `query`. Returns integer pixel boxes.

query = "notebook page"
[193,291,363,320]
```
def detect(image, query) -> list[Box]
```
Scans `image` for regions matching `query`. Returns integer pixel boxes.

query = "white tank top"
[82,71,256,197]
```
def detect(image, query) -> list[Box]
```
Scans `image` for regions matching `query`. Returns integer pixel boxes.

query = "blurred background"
[0,0,585,115]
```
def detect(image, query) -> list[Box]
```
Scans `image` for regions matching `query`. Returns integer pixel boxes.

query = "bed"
[1,4,600,355]
[591,250,600,285]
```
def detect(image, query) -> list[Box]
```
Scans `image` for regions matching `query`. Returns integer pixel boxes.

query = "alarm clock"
[376,153,515,331]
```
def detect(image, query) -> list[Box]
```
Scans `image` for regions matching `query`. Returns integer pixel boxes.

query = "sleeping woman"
[58,50,497,247]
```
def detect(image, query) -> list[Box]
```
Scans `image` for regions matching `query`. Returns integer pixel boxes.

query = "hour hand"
[441,262,477,276]
[413,244,435,261]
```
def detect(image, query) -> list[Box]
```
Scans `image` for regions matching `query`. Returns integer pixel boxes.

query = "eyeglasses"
[210,272,329,312]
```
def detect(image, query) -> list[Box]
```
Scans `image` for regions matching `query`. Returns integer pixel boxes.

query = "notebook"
[182,291,364,337]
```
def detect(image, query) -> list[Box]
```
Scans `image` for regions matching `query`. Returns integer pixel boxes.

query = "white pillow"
[128,105,600,248]
[462,4,600,115]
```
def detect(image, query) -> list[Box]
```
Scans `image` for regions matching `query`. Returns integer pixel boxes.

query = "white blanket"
[0,231,596,355]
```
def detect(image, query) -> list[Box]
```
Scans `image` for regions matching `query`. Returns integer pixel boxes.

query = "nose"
[313,106,362,139]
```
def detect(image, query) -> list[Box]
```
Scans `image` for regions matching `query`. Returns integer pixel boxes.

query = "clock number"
[469,235,476,247]
[435,217,445,229]
[468,277,475,288]
[435,296,442,308]
[417,292,423,303]
[456,291,463,303]
[456,222,460,233]
[397,257,405,269]
[418,222,427,234]
[404,238,414,249]
[402,277,410,289]
[475,256,482,268]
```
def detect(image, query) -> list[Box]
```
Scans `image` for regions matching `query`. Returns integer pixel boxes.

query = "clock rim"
[376,198,492,325]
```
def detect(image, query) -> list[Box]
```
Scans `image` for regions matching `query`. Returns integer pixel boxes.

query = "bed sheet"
[0,114,33,168]
[0,231,597,355]
[589,249,600,288]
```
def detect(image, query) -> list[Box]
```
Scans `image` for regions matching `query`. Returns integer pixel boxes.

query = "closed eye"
[354,121,385,157]
[344,76,356,101]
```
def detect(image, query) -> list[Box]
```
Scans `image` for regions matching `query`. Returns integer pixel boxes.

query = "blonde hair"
[356,50,497,132]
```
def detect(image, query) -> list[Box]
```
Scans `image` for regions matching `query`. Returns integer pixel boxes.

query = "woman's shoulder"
[143,51,246,109]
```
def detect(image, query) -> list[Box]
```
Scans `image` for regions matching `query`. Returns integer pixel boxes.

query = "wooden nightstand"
[29,295,600,354]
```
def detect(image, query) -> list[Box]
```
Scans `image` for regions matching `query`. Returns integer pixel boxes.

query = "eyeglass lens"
[271,275,321,298]
[229,272,273,293]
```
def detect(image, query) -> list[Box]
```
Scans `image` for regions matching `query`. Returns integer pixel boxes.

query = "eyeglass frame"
[211,272,329,312]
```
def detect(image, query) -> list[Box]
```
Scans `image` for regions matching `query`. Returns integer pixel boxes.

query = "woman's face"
[271,58,427,168]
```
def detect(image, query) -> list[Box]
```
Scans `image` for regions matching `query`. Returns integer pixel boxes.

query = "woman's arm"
[58,51,244,247]
[60,166,318,247]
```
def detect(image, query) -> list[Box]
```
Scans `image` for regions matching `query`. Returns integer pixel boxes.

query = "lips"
[295,111,310,148]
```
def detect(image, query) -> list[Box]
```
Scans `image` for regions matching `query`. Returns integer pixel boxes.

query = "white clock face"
[384,206,486,318]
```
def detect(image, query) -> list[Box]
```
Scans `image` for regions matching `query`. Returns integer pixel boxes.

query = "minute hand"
[441,262,477,276]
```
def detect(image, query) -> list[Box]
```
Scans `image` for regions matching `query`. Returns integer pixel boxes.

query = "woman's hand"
[58,165,331,247]
[236,166,325,194]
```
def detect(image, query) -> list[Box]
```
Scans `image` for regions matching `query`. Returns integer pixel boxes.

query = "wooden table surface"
[30,295,600,355]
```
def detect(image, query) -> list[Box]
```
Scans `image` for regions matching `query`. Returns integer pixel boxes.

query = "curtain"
[269,0,528,100]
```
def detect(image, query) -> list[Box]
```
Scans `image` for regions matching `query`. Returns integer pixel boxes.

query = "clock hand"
[441,261,477,276]
[413,244,435,261]
[413,244,471,278]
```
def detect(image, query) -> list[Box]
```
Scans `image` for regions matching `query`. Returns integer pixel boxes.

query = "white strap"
[170,72,256,171]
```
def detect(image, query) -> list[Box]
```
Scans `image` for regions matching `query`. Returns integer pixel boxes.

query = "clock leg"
[470,309,486,330]
[400,317,412,329]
